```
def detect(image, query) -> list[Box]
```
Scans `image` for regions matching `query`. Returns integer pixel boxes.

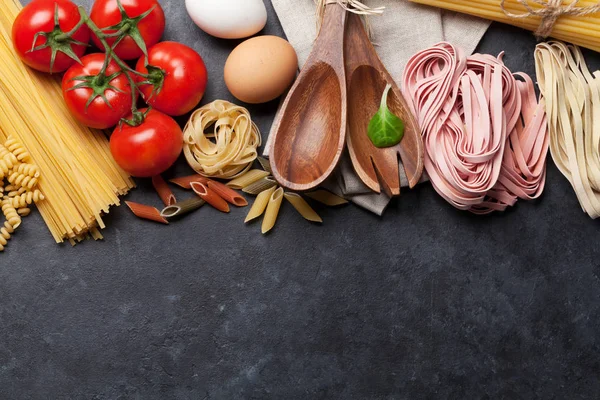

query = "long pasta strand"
[0,0,134,243]
[409,0,600,53]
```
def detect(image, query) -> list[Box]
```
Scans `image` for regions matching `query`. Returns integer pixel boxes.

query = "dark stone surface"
[2,1,600,399]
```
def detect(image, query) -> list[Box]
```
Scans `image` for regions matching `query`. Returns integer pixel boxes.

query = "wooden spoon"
[344,13,424,196]
[269,4,347,192]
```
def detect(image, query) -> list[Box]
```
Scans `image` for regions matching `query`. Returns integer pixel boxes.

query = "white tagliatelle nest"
[183,100,262,180]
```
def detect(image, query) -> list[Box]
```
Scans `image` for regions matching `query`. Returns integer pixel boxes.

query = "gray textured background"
[2,0,600,399]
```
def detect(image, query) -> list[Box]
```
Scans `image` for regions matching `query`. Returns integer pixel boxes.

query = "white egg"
[186,0,268,40]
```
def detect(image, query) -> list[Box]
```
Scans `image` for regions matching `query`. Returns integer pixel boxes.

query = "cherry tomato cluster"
[12,0,209,177]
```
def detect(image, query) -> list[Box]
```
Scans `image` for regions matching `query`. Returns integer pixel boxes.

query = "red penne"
[190,182,230,213]
[126,201,169,224]
[207,180,248,207]
[169,174,209,189]
[152,175,176,206]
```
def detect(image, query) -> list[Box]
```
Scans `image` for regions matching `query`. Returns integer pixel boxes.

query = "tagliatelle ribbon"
[403,42,549,213]
[535,41,600,218]
[183,100,261,180]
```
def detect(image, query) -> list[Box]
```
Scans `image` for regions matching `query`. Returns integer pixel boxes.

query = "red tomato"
[135,42,208,116]
[110,109,183,177]
[12,0,90,73]
[62,53,135,129]
[90,0,165,60]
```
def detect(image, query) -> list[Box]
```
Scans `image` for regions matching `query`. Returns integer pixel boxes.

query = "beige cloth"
[265,0,490,215]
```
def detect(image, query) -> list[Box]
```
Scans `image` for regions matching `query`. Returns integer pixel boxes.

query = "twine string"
[315,0,385,36]
[501,0,600,38]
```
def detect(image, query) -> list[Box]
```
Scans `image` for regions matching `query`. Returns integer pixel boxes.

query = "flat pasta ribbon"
[183,100,261,180]
[403,42,549,213]
[535,41,600,218]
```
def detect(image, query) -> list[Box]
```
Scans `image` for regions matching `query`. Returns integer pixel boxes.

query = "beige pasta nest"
[183,100,262,180]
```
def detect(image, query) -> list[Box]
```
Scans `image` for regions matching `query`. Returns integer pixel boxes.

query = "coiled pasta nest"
[183,100,261,180]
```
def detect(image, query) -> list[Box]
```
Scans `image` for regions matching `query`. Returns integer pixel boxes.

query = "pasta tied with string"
[183,100,262,180]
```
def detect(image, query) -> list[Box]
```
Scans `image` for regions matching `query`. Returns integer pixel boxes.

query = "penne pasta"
[161,198,206,219]
[169,174,209,189]
[242,177,278,195]
[245,186,276,223]
[125,201,169,225]
[226,169,270,190]
[305,190,348,206]
[284,193,323,223]
[190,182,230,213]
[257,156,272,175]
[207,181,248,207]
[262,188,284,234]
[152,175,176,206]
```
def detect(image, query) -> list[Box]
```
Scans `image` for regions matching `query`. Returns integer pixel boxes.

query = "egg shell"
[185,0,267,40]
[224,36,298,104]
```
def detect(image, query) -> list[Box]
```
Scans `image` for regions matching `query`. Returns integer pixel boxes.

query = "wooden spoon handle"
[311,4,348,76]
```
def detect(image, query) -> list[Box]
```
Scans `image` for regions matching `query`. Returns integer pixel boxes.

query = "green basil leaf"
[367,84,405,148]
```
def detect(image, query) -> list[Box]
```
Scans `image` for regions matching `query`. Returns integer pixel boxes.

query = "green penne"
[242,177,278,195]
[160,197,206,219]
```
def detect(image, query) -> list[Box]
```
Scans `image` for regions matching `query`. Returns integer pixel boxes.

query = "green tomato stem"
[54,18,87,41]
[77,7,144,119]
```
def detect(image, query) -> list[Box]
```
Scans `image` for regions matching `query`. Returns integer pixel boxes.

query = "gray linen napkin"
[265,1,490,215]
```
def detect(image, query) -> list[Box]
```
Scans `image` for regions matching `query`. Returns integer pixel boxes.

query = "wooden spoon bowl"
[270,4,348,192]
[272,62,342,189]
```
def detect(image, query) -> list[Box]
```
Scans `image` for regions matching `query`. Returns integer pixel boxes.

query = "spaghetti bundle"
[0,0,134,244]
[535,42,600,218]
[409,0,600,53]
[403,42,549,213]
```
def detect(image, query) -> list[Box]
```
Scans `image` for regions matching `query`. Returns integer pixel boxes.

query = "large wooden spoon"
[345,13,424,196]
[269,4,347,192]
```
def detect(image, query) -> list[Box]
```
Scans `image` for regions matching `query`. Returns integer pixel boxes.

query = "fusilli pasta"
[12,163,40,178]
[4,135,31,163]
[2,198,21,229]
[0,221,14,252]
[8,171,38,190]
[11,190,44,208]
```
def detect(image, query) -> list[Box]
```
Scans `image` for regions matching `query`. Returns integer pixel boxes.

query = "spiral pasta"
[0,135,43,252]
[6,187,26,198]
[0,143,17,166]
[0,144,17,179]
[183,100,262,180]
[2,198,20,229]
[8,171,38,190]
[0,221,14,252]
[4,135,31,163]
[12,163,40,178]
[11,190,44,208]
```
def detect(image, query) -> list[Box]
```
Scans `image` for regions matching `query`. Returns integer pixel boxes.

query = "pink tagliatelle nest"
[403,42,549,214]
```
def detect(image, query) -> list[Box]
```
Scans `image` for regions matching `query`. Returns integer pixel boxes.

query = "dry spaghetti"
[0,0,134,244]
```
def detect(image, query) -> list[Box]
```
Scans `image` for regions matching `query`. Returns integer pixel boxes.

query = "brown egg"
[224,36,298,104]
